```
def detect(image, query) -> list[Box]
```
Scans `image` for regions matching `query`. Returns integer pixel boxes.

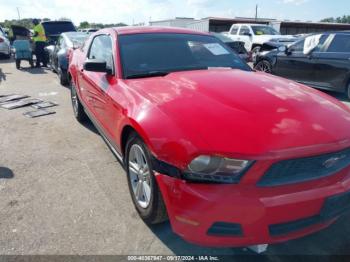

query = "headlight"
[185,155,253,184]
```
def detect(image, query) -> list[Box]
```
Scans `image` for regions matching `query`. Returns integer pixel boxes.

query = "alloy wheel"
[256,61,271,73]
[128,144,152,209]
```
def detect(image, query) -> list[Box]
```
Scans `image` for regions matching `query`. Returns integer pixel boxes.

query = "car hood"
[125,69,350,158]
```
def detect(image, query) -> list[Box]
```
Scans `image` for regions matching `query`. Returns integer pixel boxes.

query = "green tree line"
[0,18,128,31]
[321,15,350,23]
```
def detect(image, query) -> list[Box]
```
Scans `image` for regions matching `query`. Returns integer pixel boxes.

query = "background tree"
[321,15,350,23]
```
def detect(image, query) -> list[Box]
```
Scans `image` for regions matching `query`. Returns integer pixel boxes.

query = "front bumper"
[156,165,350,247]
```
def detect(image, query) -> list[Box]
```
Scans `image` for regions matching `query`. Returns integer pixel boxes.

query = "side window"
[290,35,328,53]
[230,25,239,35]
[239,26,250,36]
[312,34,329,52]
[326,34,350,53]
[88,35,114,69]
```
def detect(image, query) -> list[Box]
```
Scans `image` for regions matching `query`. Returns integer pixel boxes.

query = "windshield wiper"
[126,71,170,79]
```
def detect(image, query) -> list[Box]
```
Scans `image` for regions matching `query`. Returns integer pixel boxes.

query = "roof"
[112,26,209,35]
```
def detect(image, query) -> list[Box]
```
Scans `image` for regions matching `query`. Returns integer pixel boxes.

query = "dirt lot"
[1,58,350,258]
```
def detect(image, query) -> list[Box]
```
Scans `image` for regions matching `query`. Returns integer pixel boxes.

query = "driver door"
[81,34,116,137]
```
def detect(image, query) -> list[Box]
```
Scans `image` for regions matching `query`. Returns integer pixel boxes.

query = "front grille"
[258,148,350,187]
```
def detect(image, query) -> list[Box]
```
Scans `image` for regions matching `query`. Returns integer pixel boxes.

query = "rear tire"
[125,133,168,225]
[254,60,272,73]
[70,80,88,123]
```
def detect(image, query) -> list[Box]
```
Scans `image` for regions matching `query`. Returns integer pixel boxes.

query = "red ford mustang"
[68,27,350,248]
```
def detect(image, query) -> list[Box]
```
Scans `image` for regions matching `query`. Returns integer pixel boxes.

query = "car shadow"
[0,167,14,179]
[0,55,13,63]
[80,118,99,135]
[20,67,48,74]
[144,210,350,258]
[147,222,249,256]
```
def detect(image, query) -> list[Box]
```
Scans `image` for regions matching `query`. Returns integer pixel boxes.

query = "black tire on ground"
[29,59,34,68]
[15,59,20,69]
[70,80,88,123]
[254,60,272,73]
[58,67,68,86]
[125,133,168,225]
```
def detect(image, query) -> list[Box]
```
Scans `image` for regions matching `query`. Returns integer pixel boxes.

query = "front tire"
[70,80,87,123]
[125,134,168,224]
[254,60,272,73]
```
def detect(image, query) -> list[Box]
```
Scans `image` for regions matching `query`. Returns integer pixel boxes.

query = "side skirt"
[78,97,124,166]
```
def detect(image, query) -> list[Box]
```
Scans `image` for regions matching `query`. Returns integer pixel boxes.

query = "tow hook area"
[247,244,269,254]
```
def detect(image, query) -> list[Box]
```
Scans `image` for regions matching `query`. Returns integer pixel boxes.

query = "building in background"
[150,17,350,35]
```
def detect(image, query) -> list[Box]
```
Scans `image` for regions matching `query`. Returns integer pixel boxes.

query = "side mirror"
[83,59,112,74]
[244,32,252,37]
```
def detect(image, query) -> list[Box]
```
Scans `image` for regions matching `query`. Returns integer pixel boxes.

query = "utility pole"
[255,4,258,20]
[16,7,21,20]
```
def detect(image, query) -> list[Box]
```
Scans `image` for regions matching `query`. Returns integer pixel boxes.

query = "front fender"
[119,104,200,170]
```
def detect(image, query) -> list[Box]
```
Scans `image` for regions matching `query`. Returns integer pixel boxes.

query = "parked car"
[47,32,89,85]
[212,33,251,62]
[69,27,350,248]
[254,32,350,99]
[0,29,11,58]
[78,28,99,33]
[41,21,76,44]
[224,23,297,55]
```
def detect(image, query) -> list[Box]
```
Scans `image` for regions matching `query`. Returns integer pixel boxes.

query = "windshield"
[119,33,251,79]
[251,26,279,36]
[212,33,234,43]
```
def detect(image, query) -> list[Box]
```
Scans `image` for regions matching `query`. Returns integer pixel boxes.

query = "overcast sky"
[0,0,349,25]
